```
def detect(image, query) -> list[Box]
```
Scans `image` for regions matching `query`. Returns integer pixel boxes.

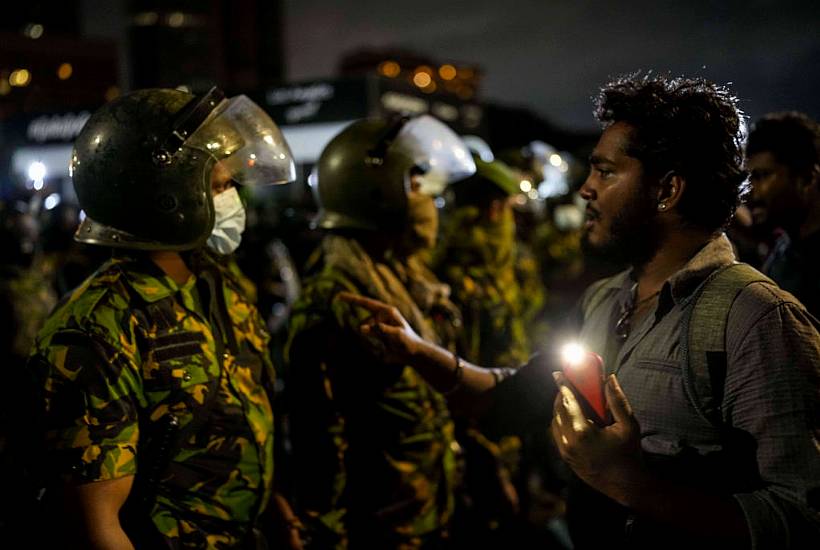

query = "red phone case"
[562,351,611,426]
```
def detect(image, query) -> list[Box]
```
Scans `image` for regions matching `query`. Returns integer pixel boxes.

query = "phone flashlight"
[560,342,612,426]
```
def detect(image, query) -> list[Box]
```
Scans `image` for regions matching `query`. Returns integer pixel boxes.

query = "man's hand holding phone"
[559,343,612,426]
[550,343,644,507]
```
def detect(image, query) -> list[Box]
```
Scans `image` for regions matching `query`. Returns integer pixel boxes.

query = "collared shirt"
[29,253,275,548]
[494,234,820,547]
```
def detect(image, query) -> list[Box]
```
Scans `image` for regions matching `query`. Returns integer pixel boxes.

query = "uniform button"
[223,352,230,360]
[182,371,192,382]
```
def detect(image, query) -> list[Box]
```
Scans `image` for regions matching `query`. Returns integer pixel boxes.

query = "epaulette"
[63,260,130,321]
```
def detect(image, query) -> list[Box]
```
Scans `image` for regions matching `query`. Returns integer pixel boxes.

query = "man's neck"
[149,250,193,285]
[632,228,714,300]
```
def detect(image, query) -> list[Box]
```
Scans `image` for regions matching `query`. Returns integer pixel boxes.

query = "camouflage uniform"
[435,206,532,368]
[1,262,58,368]
[435,206,537,540]
[28,251,275,548]
[286,236,456,549]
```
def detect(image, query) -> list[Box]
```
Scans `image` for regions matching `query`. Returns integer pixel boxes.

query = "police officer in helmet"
[286,115,474,548]
[28,87,298,548]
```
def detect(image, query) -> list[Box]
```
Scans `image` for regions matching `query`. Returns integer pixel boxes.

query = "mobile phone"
[560,346,612,427]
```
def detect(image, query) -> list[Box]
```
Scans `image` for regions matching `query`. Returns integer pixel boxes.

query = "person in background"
[436,154,532,368]
[746,111,820,317]
[434,152,535,544]
[0,200,58,541]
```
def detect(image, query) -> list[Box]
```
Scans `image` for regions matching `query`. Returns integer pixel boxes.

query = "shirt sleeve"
[725,286,820,548]
[285,280,362,542]
[481,353,559,436]
[28,329,142,483]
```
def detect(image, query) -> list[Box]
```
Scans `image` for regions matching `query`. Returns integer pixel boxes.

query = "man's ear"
[655,171,686,213]
[793,163,819,198]
[806,163,819,189]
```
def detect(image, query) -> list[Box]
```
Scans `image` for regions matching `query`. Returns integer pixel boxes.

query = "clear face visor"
[185,95,296,187]
[392,114,476,195]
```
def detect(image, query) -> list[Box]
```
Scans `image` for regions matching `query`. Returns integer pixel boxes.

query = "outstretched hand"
[335,292,425,364]
[550,372,644,505]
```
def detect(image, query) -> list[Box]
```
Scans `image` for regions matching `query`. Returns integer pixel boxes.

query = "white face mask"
[207,187,246,255]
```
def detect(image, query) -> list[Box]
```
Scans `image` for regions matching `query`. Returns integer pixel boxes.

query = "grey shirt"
[496,234,820,547]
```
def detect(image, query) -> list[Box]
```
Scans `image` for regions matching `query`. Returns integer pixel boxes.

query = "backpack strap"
[680,263,774,426]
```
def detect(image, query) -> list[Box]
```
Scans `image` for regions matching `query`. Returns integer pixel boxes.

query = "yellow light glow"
[133,12,159,26]
[413,72,432,88]
[456,86,474,99]
[57,63,73,80]
[439,64,457,80]
[378,60,401,78]
[9,69,31,87]
[104,86,121,101]
[457,66,475,79]
[168,12,185,28]
[519,179,532,193]
[561,342,586,368]
[549,153,562,167]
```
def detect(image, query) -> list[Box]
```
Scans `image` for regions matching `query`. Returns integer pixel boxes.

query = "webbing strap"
[681,263,773,426]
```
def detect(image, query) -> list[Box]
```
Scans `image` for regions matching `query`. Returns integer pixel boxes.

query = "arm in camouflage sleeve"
[335,292,514,416]
[28,324,143,547]
[286,284,357,544]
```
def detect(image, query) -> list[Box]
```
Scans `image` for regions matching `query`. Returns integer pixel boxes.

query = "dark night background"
[285,0,819,130]
[1,0,818,130]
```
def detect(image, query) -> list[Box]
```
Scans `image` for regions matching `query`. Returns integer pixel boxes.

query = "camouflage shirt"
[436,208,532,368]
[285,237,456,548]
[28,252,275,548]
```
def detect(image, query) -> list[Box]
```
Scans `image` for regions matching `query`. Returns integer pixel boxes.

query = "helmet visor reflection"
[186,95,296,186]
[393,114,476,195]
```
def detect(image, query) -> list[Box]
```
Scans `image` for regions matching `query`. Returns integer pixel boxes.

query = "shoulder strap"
[681,263,774,426]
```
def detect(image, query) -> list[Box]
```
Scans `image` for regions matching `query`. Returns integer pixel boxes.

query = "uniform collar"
[112,254,193,303]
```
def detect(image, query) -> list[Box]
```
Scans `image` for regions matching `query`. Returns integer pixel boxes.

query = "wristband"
[441,352,464,395]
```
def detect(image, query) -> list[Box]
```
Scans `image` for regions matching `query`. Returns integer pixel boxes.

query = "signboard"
[255,78,370,126]
[258,76,486,136]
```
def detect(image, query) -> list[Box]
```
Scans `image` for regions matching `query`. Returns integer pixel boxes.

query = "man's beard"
[581,192,662,268]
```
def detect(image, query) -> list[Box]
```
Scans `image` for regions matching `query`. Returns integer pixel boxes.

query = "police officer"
[27,87,297,548]
[285,115,474,548]
[437,154,533,368]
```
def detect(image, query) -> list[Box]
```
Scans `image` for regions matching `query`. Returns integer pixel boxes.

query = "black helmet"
[71,87,295,250]
[311,114,475,232]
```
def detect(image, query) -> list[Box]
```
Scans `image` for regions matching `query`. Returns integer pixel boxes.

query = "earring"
[658,203,667,211]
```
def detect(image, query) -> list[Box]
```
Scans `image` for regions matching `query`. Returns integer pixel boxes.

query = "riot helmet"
[311,114,475,232]
[71,87,295,250]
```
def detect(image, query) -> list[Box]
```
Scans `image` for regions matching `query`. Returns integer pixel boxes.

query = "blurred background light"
[57,63,73,80]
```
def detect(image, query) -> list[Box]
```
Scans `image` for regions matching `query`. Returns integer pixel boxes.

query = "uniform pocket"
[143,330,213,391]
